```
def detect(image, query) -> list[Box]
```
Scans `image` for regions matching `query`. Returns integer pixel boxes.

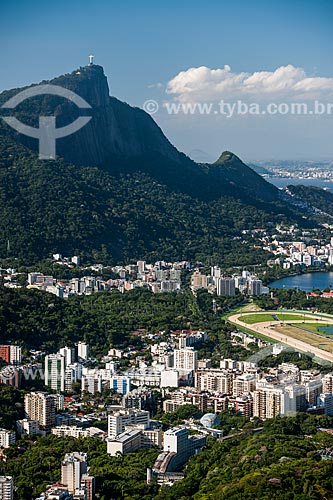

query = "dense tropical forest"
[1,114,333,273]
[0,285,243,357]
[0,134,289,266]
[289,185,333,218]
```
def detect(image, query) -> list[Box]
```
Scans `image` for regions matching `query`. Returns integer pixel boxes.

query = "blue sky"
[1,0,333,160]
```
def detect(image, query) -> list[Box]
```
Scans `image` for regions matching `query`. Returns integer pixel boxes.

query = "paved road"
[228,312,333,363]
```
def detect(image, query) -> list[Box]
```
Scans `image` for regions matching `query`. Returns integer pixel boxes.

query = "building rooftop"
[107,428,141,443]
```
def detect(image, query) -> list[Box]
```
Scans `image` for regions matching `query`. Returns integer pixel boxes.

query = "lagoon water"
[269,177,333,192]
[269,272,333,292]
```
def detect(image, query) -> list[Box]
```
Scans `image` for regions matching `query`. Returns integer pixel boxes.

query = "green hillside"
[289,184,333,216]
[0,135,295,265]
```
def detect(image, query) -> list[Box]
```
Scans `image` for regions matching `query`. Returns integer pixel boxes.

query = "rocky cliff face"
[41,64,184,166]
[0,64,184,167]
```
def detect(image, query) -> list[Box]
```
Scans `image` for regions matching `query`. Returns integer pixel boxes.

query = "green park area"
[240,312,309,324]
[233,309,333,355]
[298,322,330,333]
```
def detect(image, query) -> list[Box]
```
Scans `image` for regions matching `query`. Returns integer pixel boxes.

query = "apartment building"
[322,373,333,394]
[0,476,13,500]
[24,392,57,431]
[195,369,233,394]
[0,429,15,448]
[45,353,66,392]
[233,373,256,397]
[174,348,198,372]
[61,452,88,494]
[107,409,150,438]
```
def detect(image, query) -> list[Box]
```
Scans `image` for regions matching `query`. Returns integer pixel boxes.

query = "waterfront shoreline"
[269,270,333,292]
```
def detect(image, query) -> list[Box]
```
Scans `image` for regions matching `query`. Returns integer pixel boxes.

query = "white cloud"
[148,82,164,89]
[242,65,305,93]
[294,77,333,92]
[166,64,333,102]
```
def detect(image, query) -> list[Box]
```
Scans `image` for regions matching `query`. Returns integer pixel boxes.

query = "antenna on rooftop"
[89,55,94,66]
[212,298,217,315]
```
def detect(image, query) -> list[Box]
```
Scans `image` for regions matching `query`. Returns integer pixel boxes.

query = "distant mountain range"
[0,64,320,264]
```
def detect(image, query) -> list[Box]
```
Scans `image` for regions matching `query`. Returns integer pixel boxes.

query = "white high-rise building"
[284,384,307,413]
[248,278,263,296]
[173,347,198,372]
[59,346,75,366]
[0,429,15,448]
[65,363,82,392]
[77,342,88,361]
[216,277,235,296]
[61,452,87,493]
[45,353,65,392]
[65,366,76,393]
[163,427,206,470]
[81,374,103,394]
[164,427,188,454]
[107,409,150,438]
[9,345,21,365]
[233,374,256,396]
[211,266,221,278]
[0,476,13,500]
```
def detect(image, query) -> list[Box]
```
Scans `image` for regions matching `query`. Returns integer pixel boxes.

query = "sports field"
[294,322,333,334]
[240,312,312,324]
[227,308,333,362]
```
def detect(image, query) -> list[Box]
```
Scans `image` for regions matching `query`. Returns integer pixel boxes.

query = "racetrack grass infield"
[291,322,333,334]
[240,313,310,324]
[274,324,333,354]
